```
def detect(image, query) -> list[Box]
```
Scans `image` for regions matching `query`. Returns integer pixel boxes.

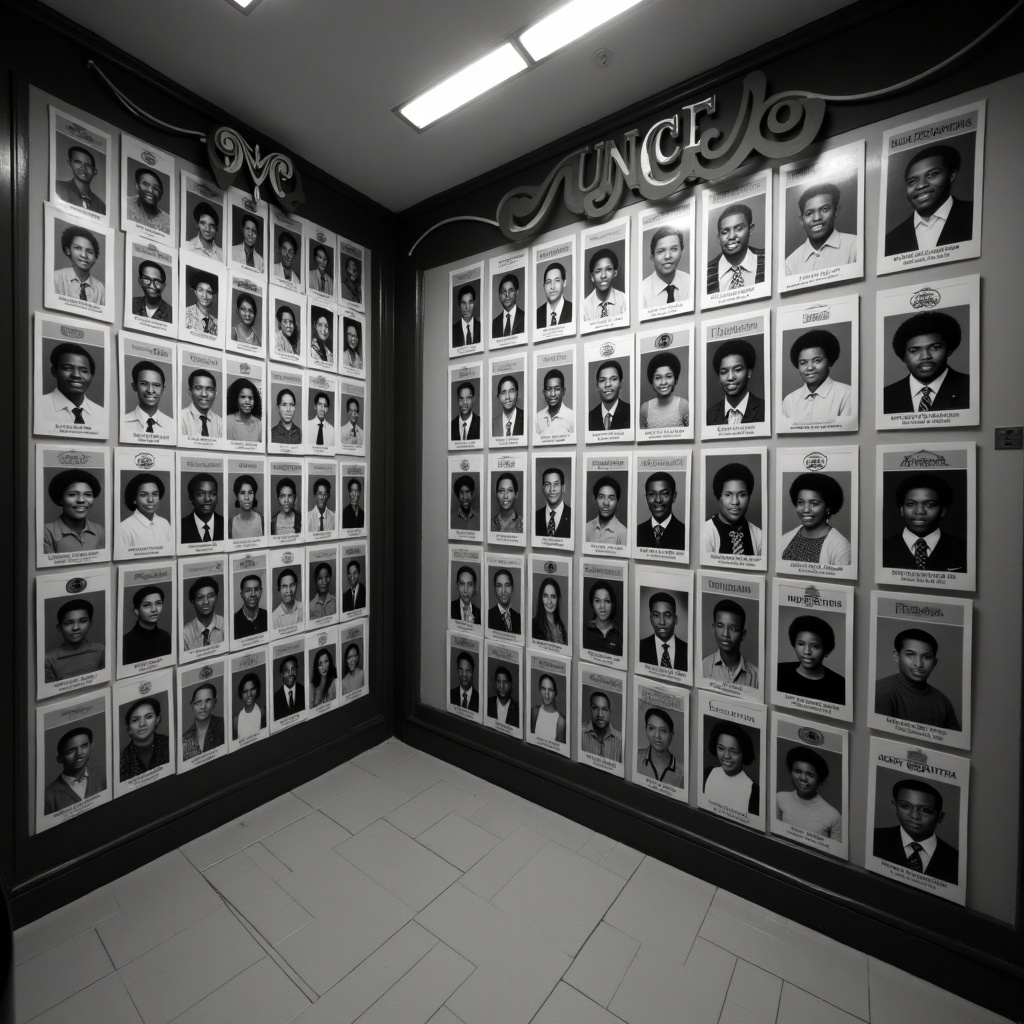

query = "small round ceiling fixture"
[592,48,614,69]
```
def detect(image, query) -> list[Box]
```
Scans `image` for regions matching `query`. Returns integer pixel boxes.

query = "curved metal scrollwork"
[207,127,304,211]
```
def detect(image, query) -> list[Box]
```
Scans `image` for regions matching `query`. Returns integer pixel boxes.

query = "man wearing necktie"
[180,368,224,440]
[872,780,959,885]
[53,225,106,305]
[637,592,688,673]
[182,576,225,651]
[536,262,573,329]
[55,145,107,213]
[230,213,265,271]
[450,381,481,442]
[487,570,522,636]
[308,477,336,535]
[450,566,481,625]
[343,397,365,448]
[180,473,225,545]
[587,359,631,433]
[636,471,685,551]
[121,360,174,440]
[491,375,525,440]
[534,466,572,541]
[882,310,971,416]
[706,203,765,295]
[490,273,525,339]
[39,341,106,431]
[341,560,365,612]
[450,651,480,713]
[706,339,765,426]
[184,270,219,337]
[307,391,336,449]
[880,473,967,574]
[272,656,305,720]
[233,574,269,639]
[452,284,480,348]
[582,247,626,324]
[641,226,691,310]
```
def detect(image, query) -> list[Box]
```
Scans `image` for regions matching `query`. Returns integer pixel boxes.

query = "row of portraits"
[36,446,368,568]
[34,627,369,834]
[34,316,368,456]
[447,442,977,593]
[446,550,972,751]
[48,105,367,310]
[447,274,980,452]
[444,638,970,904]
[448,100,985,358]
[35,540,368,702]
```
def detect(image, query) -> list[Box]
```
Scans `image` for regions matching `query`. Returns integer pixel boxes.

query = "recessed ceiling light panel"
[520,0,645,61]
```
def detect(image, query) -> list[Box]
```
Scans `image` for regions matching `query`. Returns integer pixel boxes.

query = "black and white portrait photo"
[633,565,693,688]
[227,188,268,275]
[176,452,227,556]
[226,457,268,551]
[633,453,689,566]
[117,561,176,678]
[631,680,688,802]
[584,335,635,445]
[576,664,626,778]
[227,273,266,358]
[449,361,484,451]
[177,662,229,774]
[449,262,484,357]
[177,257,227,350]
[121,135,175,243]
[270,209,305,292]
[636,327,693,443]
[123,236,176,338]
[44,204,115,323]
[532,453,574,553]
[306,222,337,299]
[114,672,176,796]
[489,354,527,448]
[180,172,226,262]
[532,235,576,341]
[113,446,175,561]
[488,250,528,348]
[177,347,226,451]
[229,550,270,651]
[532,345,576,446]
[636,199,696,321]
[177,555,228,664]
[582,453,631,559]
[697,571,764,703]
[699,448,768,573]
[525,650,571,758]
[580,218,630,334]
[701,311,772,441]
[36,443,111,570]
[49,106,111,223]
[119,333,176,447]
[578,559,628,673]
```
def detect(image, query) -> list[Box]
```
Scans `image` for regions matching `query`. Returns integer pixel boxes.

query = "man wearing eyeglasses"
[131,261,173,322]
[873,779,958,884]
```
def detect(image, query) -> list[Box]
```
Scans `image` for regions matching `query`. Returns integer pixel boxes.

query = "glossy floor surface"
[13,740,1015,1024]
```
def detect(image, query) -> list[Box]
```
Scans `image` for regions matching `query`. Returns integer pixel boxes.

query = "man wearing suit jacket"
[535,466,572,539]
[882,310,970,414]
[273,656,305,718]
[636,471,686,550]
[342,560,366,611]
[881,473,967,573]
[343,479,365,529]
[536,262,573,328]
[588,360,631,432]
[706,338,765,426]
[492,375,526,439]
[451,652,480,711]
[873,780,959,885]
[44,727,107,814]
[452,284,480,347]
[180,473,225,544]
[706,204,765,294]
[486,666,520,727]
[234,575,269,638]
[884,145,974,256]
[491,273,525,338]
[451,381,481,442]
[487,570,522,635]
[637,592,688,672]
[450,565,481,625]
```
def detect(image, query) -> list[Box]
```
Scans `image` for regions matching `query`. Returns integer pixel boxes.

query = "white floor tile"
[605,854,715,953]
[416,813,501,871]
[425,1008,464,1024]
[353,942,473,1024]
[458,827,549,901]
[14,929,113,1024]
[246,842,292,882]
[217,866,293,923]
[563,921,640,1008]
[351,738,419,776]
[719,1002,775,1024]
[467,794,530,838]
[599,843,644,880]
[491,841,627,956]
[319,775,411,834]
[260,810,352,870]
[20,971,142,1024]
[292,760,374,809]
[169,957,310,1024]
[118,907,263,1024]
[385,781,475,838]
[415,884,512,967]
[727,958,783,1021]
[519,805,594,851]
[776,983,866,1024]
[867,957,1017,1024]
[376,752,452,797]
[289,922,437,1024]
[14,886,120,966]
[180,793,312,870]
[577,832,616,866]
[202,849,258,889]
[335,819,461,911]
[255,900,313,947]
[531,981,624,1024]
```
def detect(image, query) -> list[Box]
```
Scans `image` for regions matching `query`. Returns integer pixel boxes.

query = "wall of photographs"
[25,86,373,836]
[419,73,1023,922]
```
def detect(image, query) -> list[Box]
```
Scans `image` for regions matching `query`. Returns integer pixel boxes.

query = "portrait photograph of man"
[636,588,689,684]
[577,670,626,777]
[583,472,629,556]
[119,341,176,446]
[490,268,526,342]
[44,585,108,683]
[177,456,227,553]
[342,468,368,536]
[449,264,483,353]
[269,641,307,732]
[488,458,527,546]
[45,205,114,322]
[119,579,174,675]
[490,367,527,446]
[484,644,523,738]
[339,385,366,455]
[306,384,337,454]
[50,108,111,220]
[532,347,576,445]
[699,448,768,573]
[634,461,688,563]
[450,369,483,448]
[449,552,483,633]
[703,333,768,436]
[307,227,336,298]
[532,237,575,340]
[179,565,227,662]
[124,244,175,336]
[233,569,269,645]
[448,462,480,538]
[34,315,109,439]
[697,572,763,703]
[122,138,174,239]
[580,219,629,333]
[178,261,227,349]
[178,353,225,448]
[532,455,574,551]
[637,200,695,320]
[270,562,304,638]
[228,192,267,274]
[307,469,338,537]
[308,555,340,624]
[585,350,634,444]
[338,241,365,309]
[486,559,523,640]
[448,633,483,723]
[339,549,366,619]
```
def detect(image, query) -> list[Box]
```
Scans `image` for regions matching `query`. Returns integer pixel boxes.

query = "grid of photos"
[34,102,373,834]
[443,98,984,902]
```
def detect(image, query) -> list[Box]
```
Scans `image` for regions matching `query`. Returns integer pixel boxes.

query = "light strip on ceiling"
[519,0,645,61]
[399,43,529,130]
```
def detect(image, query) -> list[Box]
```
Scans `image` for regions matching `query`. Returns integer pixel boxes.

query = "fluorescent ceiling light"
[223,0,265,12]
[519,0,644,61]
[400,43,528,130]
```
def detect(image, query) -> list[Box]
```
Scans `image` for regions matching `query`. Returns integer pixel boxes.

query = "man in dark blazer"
[884,145,974,256]
[636,472,685,550]
[873,780,958,885]
[881,473,967,573]
[342,560,366,611]
[451,565,481,625]
[451,651,479,711]
[492,375,525,438]
[181,473,224,543]
[452,284,480,347]
[491,273,525,338]
[587,359,631,431]
[342,479,365,529]
[706,204,764,293]
[273,656,305,718]
[882,310,970,414]
[707,338,765,425]
[487,570,521,635]
[44,727,107,813]
[536,262,573,328]
[486,666,520,727]
[234,575,268,638]
[637,592,688,671]
[451,381,481,441]
[535,466,571,538]
[131,261,173,322]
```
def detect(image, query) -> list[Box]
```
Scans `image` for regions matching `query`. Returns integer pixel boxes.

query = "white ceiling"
[40,0,857,212]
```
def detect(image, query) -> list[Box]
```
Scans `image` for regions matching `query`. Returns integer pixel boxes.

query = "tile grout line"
[715,954,741,1024]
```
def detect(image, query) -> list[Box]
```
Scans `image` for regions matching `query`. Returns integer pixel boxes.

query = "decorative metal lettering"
[207,127,304,212]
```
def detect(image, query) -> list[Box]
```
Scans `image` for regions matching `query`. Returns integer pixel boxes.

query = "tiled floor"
[12,739,1016,1024]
